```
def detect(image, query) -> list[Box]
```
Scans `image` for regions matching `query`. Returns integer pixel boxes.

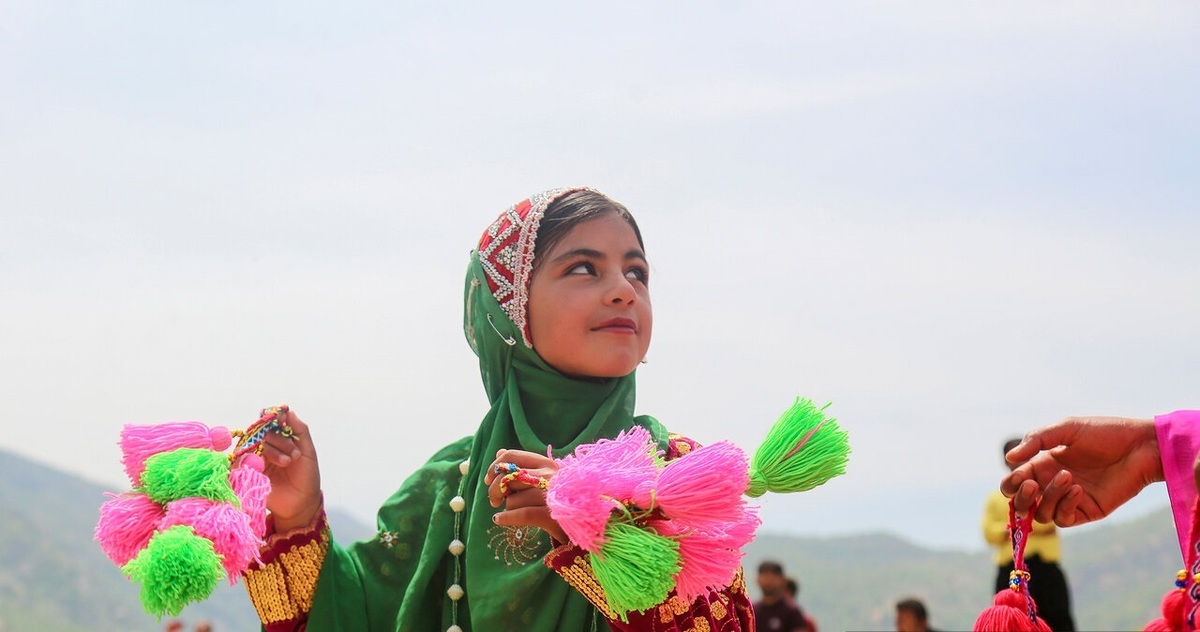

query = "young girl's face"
[527,212,652,378]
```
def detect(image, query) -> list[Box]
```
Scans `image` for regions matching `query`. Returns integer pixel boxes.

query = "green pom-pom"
[590,521,681,621]
[138,447,237,505]
[122,525,223,618]
[746,397,850,497]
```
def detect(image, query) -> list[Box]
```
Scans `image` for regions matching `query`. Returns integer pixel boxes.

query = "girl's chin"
[556,361,641,380]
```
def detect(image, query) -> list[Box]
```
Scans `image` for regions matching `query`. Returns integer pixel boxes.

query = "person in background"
[894,598,935,632]
[754,561,810,632]
[784,577,817,632]
[982,438,1076,630]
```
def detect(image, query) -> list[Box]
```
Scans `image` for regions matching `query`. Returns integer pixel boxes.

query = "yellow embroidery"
[710,599,727,620]
[670,594,690,615]
[243,528,330,624]
[279,536,329,613]
[555,556,616,619]
[659,602,675,623]
[687,619,712,632]
[243,561,298,624]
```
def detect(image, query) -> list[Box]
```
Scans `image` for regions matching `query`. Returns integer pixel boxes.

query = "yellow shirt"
[981,489,1060,564]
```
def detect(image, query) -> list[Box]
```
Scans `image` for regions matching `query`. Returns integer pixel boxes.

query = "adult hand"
[1001,416,1161,527]
[484,448,567,544]
[259,408,322,533]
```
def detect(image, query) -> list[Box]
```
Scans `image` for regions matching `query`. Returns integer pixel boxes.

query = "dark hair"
[533,190,644,271]
[757,561,785,576]
[1003,437,1022,457]
[895,598,928,621]
[785,577,799,597]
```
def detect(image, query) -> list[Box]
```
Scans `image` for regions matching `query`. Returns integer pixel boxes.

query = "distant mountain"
[0,447,1184,631]
[0,447,260,632]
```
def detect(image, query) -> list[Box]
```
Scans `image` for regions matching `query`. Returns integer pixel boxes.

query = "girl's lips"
[593,318,638,333]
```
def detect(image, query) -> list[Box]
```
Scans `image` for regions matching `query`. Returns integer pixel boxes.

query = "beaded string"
[446,457,470,632]
[230,405,294,461]
[1007,498,1039,623]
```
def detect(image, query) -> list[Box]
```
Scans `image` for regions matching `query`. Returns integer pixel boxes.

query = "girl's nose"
[606,275,636,305]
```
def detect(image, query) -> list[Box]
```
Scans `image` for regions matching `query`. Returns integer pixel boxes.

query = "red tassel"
[974,587,1052,632]
[1143,588,1187,631]
[975,499,1052,632]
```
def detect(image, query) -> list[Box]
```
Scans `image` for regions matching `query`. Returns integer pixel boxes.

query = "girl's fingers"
[261,441,295,468]
[502,488,548,510]
[484,449,554,485]
[492,506,567,544]
[486,468,552,507]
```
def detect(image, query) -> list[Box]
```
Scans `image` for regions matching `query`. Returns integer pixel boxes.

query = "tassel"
[974,499,1051,631]
[650,517,757,603]
[634,441,750,528]
[746,398,850,497]
[229,453,270,538]
[138,447,238,505]
[1142,587,1186,631]
[974,586,1052,632]
[95,492,166,566]
[548,427,660,553]
[122,525,224,618]
[160,498,263,584]
[120,422,232,484]
[590,520,681,621]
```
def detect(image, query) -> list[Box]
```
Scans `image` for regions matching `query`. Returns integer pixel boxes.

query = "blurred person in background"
[754,561,811,632]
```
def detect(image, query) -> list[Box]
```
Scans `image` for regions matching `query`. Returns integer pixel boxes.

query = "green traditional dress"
[242,188,754,632]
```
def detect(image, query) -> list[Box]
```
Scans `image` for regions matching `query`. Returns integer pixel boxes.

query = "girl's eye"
[566,262,595,275]
[625,267,649,283]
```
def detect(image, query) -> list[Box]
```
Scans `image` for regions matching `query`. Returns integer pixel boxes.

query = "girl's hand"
[259,408,322,533]
[1001,416,1160,526]
[484,448,567,544]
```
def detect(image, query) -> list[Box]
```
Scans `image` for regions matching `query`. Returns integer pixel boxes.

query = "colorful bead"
[447,626,463,632]
[447,583,464,601]
[459,460,470,476]
[449,496,466,513]
[448,539,464,556]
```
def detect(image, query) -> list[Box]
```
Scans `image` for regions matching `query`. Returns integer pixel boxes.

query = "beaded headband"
[476,186,595,348]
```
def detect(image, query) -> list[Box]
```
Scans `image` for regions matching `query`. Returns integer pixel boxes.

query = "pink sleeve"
[1155,410,1200,560]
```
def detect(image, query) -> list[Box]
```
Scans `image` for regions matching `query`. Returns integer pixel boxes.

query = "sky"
[2,1,1198,551]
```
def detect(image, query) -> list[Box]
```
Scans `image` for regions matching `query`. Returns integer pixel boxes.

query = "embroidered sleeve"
[545,432,755,631]
[242,507,330,632]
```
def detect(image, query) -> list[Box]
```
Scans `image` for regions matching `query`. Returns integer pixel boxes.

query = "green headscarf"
[306,188,667,631]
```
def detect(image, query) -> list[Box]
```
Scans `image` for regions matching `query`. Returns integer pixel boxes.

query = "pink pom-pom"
[635,441,750,529]
[95,492,166,566]
[229,453,270,538]
[649,516,759,603]
[974,588,1052,632]
[160,498,263,583]
[548,427,661,552]
[120,422,233,484]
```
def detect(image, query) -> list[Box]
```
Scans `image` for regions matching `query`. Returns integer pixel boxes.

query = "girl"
[244,187,755,631]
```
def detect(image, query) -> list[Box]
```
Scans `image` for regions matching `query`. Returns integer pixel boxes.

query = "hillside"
[0,446,1184,631]
[0,448,259,631]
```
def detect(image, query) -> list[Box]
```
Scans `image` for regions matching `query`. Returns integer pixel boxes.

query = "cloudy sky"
[2,1,1197,551]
